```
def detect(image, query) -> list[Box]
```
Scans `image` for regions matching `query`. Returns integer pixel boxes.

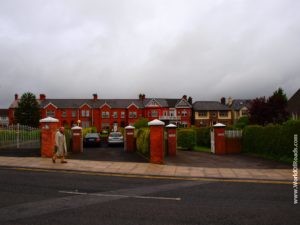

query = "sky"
[0,0,299,107]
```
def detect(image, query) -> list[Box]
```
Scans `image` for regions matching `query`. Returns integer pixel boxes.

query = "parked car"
[83,133,101,147]
[108,132,124,146]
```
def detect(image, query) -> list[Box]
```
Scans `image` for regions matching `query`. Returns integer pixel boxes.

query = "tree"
[249,97,270,125]
[249,88,289,125]
[133,118,149,129]
[267,88,289,124]
[14,92,40,127]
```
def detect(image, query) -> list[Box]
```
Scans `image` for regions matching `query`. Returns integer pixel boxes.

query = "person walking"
[52,126,68,163]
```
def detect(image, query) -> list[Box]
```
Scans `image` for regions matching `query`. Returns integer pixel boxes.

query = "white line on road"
[59,190,181,201]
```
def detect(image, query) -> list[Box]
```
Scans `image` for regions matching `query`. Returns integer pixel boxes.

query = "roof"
[287,88,300,114]
[0,109,8,117]
[193,101,230,111]
[230,99,252,110]
[9,97,191,109]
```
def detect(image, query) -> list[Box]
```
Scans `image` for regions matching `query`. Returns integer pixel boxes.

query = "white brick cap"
[148,119,165,126]
[39,117,59,123]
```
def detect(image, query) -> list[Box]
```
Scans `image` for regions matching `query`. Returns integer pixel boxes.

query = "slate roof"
[230,99,252,110]
[287,88,300,114]
[193,101,230,111]
[9,97,191,109]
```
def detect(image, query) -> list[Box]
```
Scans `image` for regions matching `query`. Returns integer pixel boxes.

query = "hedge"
[136,128,150,157]
[194,127,211,147]
[177,129,196,150]
[242,120,300,162]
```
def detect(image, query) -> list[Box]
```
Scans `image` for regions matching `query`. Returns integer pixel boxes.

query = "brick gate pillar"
[148,119,165,164]
[213,123,226,155]
[124,125,135,152]
[71,126,83,153]
[40,117,59,158]
[166,124,177,156]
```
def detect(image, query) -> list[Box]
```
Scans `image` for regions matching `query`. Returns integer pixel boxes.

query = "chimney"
[14,94,18,100]
[40,94,46,101]
[220,97,226,105]
[139,93,145,101]
[182,95,187,100]
[93,93,98,100]
[227,97,233,106]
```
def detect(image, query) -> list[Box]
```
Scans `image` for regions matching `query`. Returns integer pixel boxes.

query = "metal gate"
[0,124,41,150]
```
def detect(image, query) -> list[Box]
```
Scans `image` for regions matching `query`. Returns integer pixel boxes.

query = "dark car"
[83,133,101,147]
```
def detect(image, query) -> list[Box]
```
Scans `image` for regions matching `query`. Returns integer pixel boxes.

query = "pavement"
[0,148,292,182]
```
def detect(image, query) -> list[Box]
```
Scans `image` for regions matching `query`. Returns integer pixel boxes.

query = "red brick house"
[8,94,192,130]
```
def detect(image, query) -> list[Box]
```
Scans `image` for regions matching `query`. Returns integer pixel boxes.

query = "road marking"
[59,190,181,201]
[4,166,293,185]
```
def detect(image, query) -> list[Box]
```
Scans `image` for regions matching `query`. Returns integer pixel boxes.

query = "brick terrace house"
[193,101,232,127]
[8,94,192,130]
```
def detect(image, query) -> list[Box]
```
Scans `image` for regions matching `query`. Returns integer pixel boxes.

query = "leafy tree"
[249,88,289,125]
[249,97,270,125]
[234,116,249,129]
[267,88,289,124]
[133,118,149,129]
[14,92,40,127]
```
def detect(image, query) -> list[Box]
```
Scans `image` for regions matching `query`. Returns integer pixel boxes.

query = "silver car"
[108,132,124,145]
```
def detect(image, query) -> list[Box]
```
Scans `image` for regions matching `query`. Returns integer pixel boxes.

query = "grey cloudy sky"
[0,0,299,107]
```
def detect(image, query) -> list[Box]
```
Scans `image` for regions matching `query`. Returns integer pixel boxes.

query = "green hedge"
[177,129,196,150]
[194,127,211,147]
[136,128,150,157]
[242,120,300,163]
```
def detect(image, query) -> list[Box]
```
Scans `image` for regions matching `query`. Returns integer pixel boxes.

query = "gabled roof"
[175,98,192,108]
[230,99,252,110]
[193,101,230,111]
[287,88,300,114]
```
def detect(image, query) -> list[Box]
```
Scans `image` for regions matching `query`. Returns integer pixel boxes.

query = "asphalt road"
[0,168,298,225]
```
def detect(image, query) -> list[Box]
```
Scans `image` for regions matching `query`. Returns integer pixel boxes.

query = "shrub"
[134,118,149,129]
[195,127,211,147]
[82,127,97,137]
[177,128,196,150]
[242,120,300,163]
[136,128,150,157]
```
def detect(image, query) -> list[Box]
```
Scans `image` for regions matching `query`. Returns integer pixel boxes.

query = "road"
[0,168,298,225]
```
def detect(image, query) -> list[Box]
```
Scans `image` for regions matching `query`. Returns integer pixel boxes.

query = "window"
[81,110,90,117]
[129,112,137,118]
[151,110,158,117]
[62,110,67,117]
[241,110,248,116]
[219,111,228,117]
[46,110,55,117]
[163,111,168,116]
[210,112,217,117]
[121,111,125,119]
[181,110,187,117]
[102,111,110,118]
[198,111,207,117]
[72,110,76,118]
[113,112,118,118]
[81,121,90,128]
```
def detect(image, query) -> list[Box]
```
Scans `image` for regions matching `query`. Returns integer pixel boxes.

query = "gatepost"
[166,124,177,156]
[148,119,165,164]
[40,117,59,158]
[213,123,226,155]
[71,126,83,153]
[124,125,135,152]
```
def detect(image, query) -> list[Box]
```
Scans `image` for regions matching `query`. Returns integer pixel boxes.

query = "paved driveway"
[69,143,147,163]
[166,150,289,169]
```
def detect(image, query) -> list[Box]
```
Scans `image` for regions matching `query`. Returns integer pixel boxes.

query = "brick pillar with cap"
[166,124,177,156]
[148,119,165,164]
[71,126,83,153]
[124,125,135,152]
[40,117,59,158]
[213,123,226,155]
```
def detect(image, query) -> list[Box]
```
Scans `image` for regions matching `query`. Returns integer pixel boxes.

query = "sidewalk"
[0,156,292,182]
